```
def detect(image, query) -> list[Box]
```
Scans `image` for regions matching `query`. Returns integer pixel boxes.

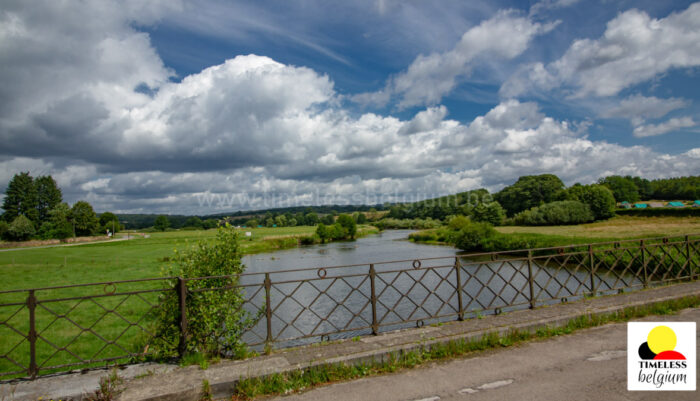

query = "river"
[236,230,641,348]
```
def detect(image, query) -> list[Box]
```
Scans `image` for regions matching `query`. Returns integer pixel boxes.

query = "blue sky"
[0,0,699,214]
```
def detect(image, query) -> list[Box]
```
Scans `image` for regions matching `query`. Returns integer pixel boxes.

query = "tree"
[35,175,62,222]
[245,219,258,228]
[355,213,367,224]
[0,220,8,240]
[566,184,615,220]
[305,212,319,226]
[7,215,36,241]
[2,172,39,224]
[315,223,331,243]
[471,202,505,226]
[598,176,639,203]
[99,212,120,234]
[154,225,255,358]
[495,174,565,216]
[184,216,203,229]
[154,215,170,231]
[336,214,357,239]
[71,201,99,236]
[514,200,594,226]
[274,215,287,227]
[203,219,218,229]
[321,214,335,225]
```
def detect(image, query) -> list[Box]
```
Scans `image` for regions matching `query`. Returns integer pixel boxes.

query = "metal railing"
[1,234,698,380]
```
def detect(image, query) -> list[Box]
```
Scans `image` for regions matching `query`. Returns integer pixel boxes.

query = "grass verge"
[231,295,700,400]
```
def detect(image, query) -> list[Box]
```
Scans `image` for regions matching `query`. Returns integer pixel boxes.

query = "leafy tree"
[153,225,256,358]
[265,218,274,227]
[245,219,258,228]
[184,216,203,229]
[514,200,594,226]
[471,202,505,226]
[495,174,565,216]
[274,215,287,227]
[2,172,39,223]
[71,201,99,236]
[355,213,367,224]
[305,212,319,226]
[448,215,470,230]
[154,215,170,231]
[598,176,639,203]
[99,212,120,234]
[46,203,73,239]
[566,184,615,220]
[336,214,357,239]
[203,219,218,229]
[315,223,330,243]
[7,215,36,241]
[35,175,63,222]
[288,218,297,227]
[321,214,335,225]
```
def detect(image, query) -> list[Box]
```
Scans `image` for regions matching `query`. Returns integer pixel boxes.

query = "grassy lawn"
[0,225,381,379]
[496,216,700,240]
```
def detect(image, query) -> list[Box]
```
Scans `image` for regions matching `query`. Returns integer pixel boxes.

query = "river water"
[237,230,641,348]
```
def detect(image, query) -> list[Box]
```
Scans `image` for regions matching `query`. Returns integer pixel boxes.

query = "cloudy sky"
[1,0,699,214]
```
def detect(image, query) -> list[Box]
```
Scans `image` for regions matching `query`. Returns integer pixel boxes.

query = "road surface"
[266,308,700,401]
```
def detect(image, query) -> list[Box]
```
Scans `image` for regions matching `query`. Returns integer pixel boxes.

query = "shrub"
[153,225,257,358]
[452,222,496,251]
[7,214,36,241]
[0,220,9,240]
[514,200,594,226]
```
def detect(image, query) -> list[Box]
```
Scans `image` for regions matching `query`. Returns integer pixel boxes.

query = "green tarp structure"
[634,203,647,209]
[668,201,685,207]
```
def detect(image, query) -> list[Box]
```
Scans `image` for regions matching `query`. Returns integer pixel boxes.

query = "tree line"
[0,172,120,241]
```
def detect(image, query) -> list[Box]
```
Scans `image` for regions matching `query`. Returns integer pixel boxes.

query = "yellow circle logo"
[647,326,676,354]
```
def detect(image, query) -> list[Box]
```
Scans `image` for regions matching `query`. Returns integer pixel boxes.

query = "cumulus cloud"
[633,117,696,138]
[501,3,700,98]
[600,94,688,126]
[354,10,556,109]
[1,1,698,214]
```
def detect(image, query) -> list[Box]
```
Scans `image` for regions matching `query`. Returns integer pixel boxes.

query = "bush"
[336,214,357,239]
[7,215,36,241]
[452,222,497,251]
[0,220,8,240]
[514,200,594,226]
[153,225,257,358]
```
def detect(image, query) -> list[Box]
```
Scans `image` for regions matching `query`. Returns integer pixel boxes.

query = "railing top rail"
[0,276,176,296]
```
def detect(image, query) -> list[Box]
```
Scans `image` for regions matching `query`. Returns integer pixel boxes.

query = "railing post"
[527,250,535,309]
[27,290,37,379]
[177,277,187,358]
[686,235,695,281]
[454,257,464,321]
[264,273,273,349]
[641,240,648,288]
[369,264,378,335]
[589,244,596,296]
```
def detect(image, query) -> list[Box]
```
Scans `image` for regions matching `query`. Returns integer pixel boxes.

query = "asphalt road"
[266,308,700,401]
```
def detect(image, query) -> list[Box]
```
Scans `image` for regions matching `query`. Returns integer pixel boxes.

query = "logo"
[628,322,696,391]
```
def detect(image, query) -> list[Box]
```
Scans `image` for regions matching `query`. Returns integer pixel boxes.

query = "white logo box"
[627,322,696,391]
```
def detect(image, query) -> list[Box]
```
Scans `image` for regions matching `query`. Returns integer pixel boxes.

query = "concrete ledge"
[3,281,699,400]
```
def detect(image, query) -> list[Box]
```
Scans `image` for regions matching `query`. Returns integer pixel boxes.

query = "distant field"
[0,226,320,291]
[496,216,700,239]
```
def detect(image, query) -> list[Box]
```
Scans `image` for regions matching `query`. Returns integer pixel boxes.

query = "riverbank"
[408,216,700,251]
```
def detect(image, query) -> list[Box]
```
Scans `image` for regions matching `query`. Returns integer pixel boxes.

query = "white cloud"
[600,94,688,126]
[355,10,556,108]
[633,117,696,138]
[502,3,700,98]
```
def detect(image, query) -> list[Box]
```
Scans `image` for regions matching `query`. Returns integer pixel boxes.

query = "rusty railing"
[1,234,698,380]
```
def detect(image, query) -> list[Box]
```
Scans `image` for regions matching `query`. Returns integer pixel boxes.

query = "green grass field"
[0,225,382,379]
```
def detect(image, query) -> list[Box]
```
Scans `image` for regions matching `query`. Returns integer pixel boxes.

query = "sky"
[1,0,699,215]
